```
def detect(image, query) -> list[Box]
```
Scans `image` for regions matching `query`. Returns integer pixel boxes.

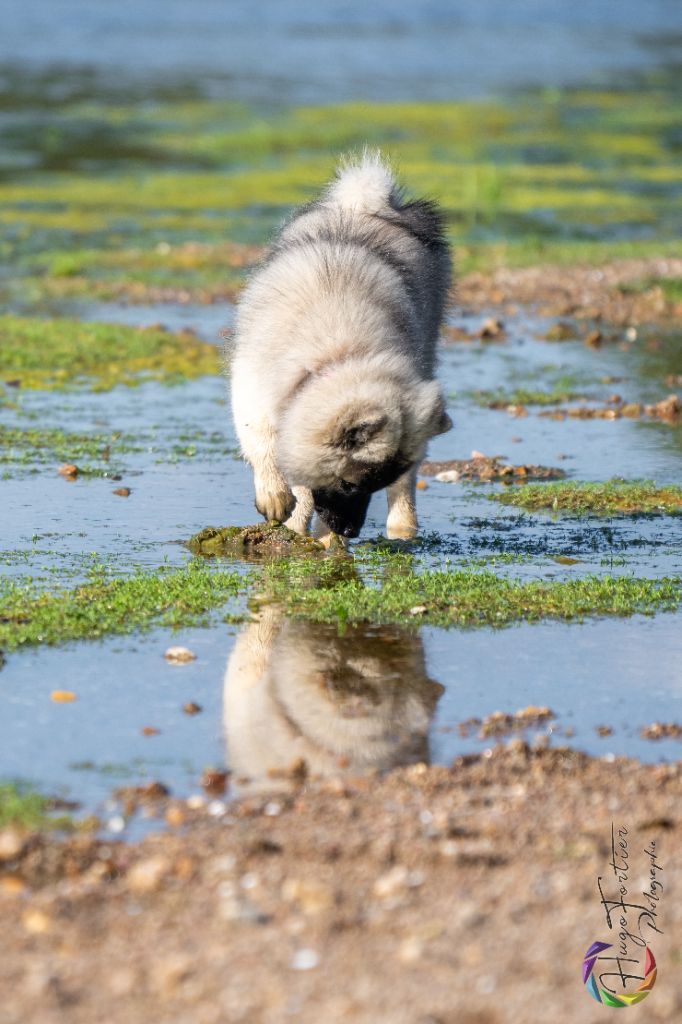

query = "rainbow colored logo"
[583,941,657,1007]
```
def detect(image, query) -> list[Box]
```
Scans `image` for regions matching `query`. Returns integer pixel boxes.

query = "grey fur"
[230,152,452,541]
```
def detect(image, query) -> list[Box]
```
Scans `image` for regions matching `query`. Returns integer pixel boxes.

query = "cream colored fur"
[230,152,451,540]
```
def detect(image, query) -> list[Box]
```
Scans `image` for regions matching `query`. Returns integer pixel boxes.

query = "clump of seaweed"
[187,523,323,559]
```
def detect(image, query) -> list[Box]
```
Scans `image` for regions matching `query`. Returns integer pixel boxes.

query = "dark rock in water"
[187,523,323,558]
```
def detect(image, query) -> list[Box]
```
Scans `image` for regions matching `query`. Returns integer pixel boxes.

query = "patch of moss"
[188,523,323,559]
[0,783,75,831]
[0,562,242,651]
[263,556,681,627]
[472,386,586,408]
[492,480,682,515]
[0,315,220,390]
[0,424,139,474]
[2,71,681,300]
[618,277,682,302]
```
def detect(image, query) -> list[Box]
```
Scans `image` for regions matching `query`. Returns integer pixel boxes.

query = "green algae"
[262,555,681,628]
[0,562,242,651]
[472,386,586,408]
[0,424,139,474]
[0,315,221,390]
[618,278,682,302]
[492,480,682,515]
[0,783,76,832]
[1,71,680,301]
[188,523,323,559]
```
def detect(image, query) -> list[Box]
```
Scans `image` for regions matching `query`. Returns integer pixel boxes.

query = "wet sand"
[1,744,679,1024]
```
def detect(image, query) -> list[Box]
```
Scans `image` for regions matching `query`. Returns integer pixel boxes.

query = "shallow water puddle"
[1,301,681,828]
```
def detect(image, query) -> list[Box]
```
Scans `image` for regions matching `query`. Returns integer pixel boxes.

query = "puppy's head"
[277,369,451,537]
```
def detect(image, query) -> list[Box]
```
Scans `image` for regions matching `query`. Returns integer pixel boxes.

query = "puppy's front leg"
[237,416,295,523]
[285,486,314,536]
[386,465,418,540]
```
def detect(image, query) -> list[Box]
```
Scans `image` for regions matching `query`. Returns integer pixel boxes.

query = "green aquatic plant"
[1,71,680,301]
[263,556,681,627]
[0,314,221,390]
[491,480,682,515]
[0,562,243,650]
[0,783,75,831]
[0,424,140,473]
[472,385,586,408]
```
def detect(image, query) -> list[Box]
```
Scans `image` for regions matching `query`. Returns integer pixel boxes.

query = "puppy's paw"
[385,518,418,541]
[255,480,296,524]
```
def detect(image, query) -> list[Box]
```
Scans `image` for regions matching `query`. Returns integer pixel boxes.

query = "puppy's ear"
[414,381,453,437]
[334,415,388,451]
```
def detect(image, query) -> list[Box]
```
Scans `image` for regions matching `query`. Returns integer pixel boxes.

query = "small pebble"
[113,487,131,497]
[207,800,226,818]
[107,815,126,834]
[291,948,319,971]
[57,463,78,478]
[141,726,160,736]
[201,768,228,795]
[50,690,76,703]
[164,646,196,664]
[182,702,202,715]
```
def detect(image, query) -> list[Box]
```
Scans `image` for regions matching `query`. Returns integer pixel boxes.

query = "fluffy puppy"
[230,151,452,540]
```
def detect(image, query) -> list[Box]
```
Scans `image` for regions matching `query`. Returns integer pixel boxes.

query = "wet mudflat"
[2,299,681,831]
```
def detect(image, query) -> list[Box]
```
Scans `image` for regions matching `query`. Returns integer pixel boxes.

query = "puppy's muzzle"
[313,455,411,538]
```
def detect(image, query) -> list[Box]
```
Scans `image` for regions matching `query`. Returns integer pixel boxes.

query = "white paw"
[385,519,418,540]
[255,481,295,524]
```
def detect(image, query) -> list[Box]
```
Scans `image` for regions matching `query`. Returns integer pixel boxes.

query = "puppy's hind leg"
[386,465,418,540]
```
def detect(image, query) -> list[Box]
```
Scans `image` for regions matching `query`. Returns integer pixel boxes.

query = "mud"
[0,745,679,1023]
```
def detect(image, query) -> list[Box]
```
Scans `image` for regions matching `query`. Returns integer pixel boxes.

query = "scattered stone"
[141,726,160,736]
[291,948,320,971]
[50,690,76,702]
[595,725,614,737]
[164,646,196,664]
[0,828,25,862]
[281,877,334,915]
[21,909,52,934]
[165,805,186,828]
[112,487,131,497]
[640,722,682,740]
[415,479,428,490]
[114,781,170,816]
[183,702,202,715]
[127,856,171,894]
[584,329,603,349]
[539,393,680,424]
[57,463,78,478]
[201,769,229,796]
[478,317,505,339]
[460,706,555,739]
[422,454,565,483]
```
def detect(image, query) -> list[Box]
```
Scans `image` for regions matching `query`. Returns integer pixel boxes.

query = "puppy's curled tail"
[326,150,397,213]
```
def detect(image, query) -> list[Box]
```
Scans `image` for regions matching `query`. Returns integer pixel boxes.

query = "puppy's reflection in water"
[223,608,444,795]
